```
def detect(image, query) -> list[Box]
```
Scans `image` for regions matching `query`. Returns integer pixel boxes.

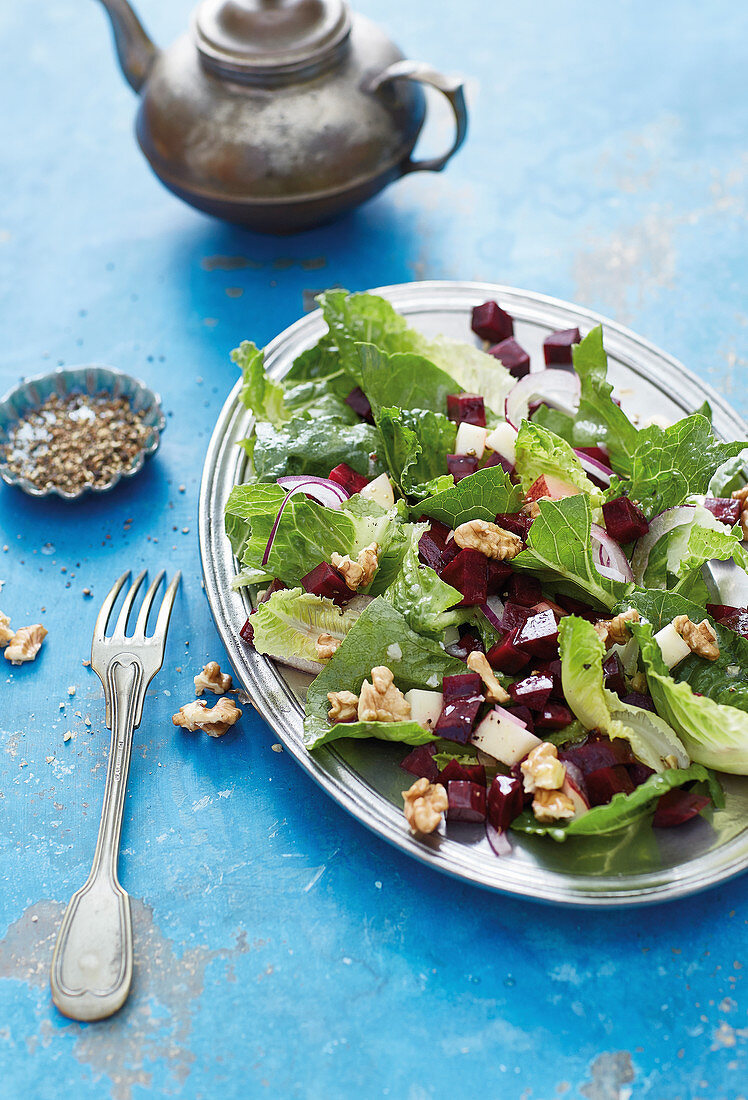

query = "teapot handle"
[368,61,468,174]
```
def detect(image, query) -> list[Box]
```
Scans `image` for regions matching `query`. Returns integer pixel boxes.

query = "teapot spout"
[97,0,158,93]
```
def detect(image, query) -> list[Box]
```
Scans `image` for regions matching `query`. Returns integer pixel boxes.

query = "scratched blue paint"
[1,0,747,1097]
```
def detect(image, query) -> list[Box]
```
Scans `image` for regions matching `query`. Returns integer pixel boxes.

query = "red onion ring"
[629,505,697,583]
[574,448,615,488]
[262,478,349,566]
[590,522,633,583]
[505,370,581,430]
[486,822,513,857]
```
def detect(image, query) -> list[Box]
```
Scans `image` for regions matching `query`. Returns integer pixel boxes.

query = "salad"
[225,289,748,847]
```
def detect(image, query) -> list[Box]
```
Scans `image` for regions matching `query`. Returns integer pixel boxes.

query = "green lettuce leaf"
[415,465,523,527]
[249,587,366,667]
[303,597,464,749]
[249,416,382,483]
[514,421,604,512]
[383,524,468,638]
[233,341,288,426]
[558,615,689,771]
[636,504,744,595]
[357,343,460,415]
[511,495,631,611]
[571,326,640,475]
[376,406,456,499]
[708,448,748,497]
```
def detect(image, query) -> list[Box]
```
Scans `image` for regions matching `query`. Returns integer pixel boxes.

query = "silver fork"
[50,569,181,1022]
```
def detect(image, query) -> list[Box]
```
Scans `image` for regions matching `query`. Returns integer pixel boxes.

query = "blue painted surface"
[1,0,747,1096]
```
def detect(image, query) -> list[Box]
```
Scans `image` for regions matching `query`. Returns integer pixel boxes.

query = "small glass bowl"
[0,365,165,500]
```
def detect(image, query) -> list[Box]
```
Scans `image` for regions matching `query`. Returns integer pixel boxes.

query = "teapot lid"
[195,0,351,81]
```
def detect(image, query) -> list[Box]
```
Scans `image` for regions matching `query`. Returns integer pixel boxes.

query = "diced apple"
[359,472,394,509]
[654,622,692,669]
[485,421,518,465]
[404,689,444,732]
[454,421,488,459]
[560,773,590,819]
[470,706,542,765]
[527,474,581,502]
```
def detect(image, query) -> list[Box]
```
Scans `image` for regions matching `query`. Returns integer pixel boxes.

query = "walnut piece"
[327,690,359,722]
[402,778,449,835]
[466,650,511,703]
[673,615,720,661]
[533,788,577,823]
[0,611,12,647]
[4,624,47,665]
[358,666,411,723]
[172,697,242,737]
[316,633,342,660]
[453,519,523,561]
[521,742,566,794]
[732,486,748,540]
[194,660,233,696]
[594,608,640,649]
[330,542,379,590]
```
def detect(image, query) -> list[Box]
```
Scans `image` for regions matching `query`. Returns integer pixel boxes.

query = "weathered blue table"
[2,1,747,1096]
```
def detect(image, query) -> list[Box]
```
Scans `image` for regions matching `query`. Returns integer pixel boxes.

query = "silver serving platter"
[199,281,748,906]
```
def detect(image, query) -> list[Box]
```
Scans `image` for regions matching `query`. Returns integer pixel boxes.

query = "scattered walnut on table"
[532,787,577,823]
[673,615,720,661]
[172,697,242,737]
[315,633,341,660]
[327,690,359,723]
[194,660,233,696]
[402,778,449,835]
[466,650,510,703]
[331,542,379,590]
[452,519,523,561]
[594,608,640,649]
[4,624,47,665]
[0,611,13,647]
[521,742,566,794]
[358,666,411,723]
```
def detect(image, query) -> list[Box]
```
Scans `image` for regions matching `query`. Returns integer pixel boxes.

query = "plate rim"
[199,279,748,907]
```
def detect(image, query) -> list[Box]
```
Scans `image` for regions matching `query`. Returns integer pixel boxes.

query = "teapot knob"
[367,61,468,174]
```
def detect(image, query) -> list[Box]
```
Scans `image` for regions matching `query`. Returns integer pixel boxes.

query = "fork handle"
[50,655,143,1021]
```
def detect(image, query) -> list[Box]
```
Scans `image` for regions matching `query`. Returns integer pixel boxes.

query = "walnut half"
[330,542,379,590]
[533,788,577,823]
[673,615,720,661]
[402,778,448,835]
[4,624,47,665]
[466,650,510,703]
[521,742,566,794]
[594,608,640,650]
[172,697,242,737]
[358,666,411,722]
[194,661,233,696]
[0,611,13,647]
[316,633,342,660]
[327,690,359,722]
[453,519,523,561]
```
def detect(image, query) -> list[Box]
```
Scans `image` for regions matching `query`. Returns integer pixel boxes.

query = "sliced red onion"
[574,448,614,488]
[505,369,581,429]
[590,523,634,583]
[629,506,696,583]
[479,597,505,633]
[262,478,349,566]
[486,822,513,857]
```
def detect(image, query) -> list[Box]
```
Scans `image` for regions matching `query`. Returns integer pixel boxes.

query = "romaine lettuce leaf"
[708,448,748,497]
[558,615,689,771]
[415,464,523,527]
[571,326,640,475]
[357,343,459,415]
[233,341,288,426]
[249,587,366,668]
[638,504,744,594]
[376,406,455,499]
[303,597,464,749]
[514,421,604,512]
[383,524,468,638]
[249,416,382,483]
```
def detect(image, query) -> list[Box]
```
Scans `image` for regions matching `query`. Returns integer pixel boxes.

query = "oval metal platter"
[199,281,748,906]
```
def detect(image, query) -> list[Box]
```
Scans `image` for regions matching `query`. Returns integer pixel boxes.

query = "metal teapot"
[97,0,468,233]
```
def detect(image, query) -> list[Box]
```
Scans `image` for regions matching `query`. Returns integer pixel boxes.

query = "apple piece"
[471,706,542,765]
[560,772,591,819]
[454,421,488,459]
[485,421,518,465]
[359,472,394,509]
[527,474,581,502]
[404,689,444,733]
[654,622,692,669]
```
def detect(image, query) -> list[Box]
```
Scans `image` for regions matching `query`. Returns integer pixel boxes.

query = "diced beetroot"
[560,737,634,775]
[536,659,564,700]
[418,531,445,573]
[486,628,531,673]
[499,603,534,635]
[602,652,626,696]
[486,559,512,595]
[481,451,515,476]
[488,337,530,379]
[515,610,559,659]
[458,626,485,653]
[447,780,487,822]
[554,593,599,620]
[706,604,748,637]
[620,691,656,713]
[627,762,655,788]
[585,764,635,806]
[535,703,574,730]
[471,301,514,343]
[532,598,566,621]
[447,393,486,427]
[495,512,533,539]
[576,445,611,466]
[703,497,742,525]
[487,773,525,830]
[434,694,484,744]
[439,758,487,786]
[509,762,535,805]
[441,549,488,606]
[653,789,711,828]
[328,463,370,494]
[447,454,479,482]
[506,705,535,732]
[301,562,350,604]
[400,744,438,782]
[506,574,543,607]
[706,602,740,622]
[442,672,484,700]
[239,617,254,644]
[508,673,554,711]
[543,327,581,367]
[601,496,649,543]
[258,577,287,604]
[344,387,374,423]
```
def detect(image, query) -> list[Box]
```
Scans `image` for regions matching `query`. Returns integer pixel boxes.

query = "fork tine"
[151,571,182,644]
[112,570,147,639]
[93,571,131,643]
[133,570,166,638]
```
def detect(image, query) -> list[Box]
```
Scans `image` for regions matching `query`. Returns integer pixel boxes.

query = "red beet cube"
[711,607,748,638]
[488,337,530,379]
[602,652,626,696]
[447,454,479,482]
[239,617,254,644]
[441,549,488,606]
[482,452,515,477]
[506,574,542,607]
[439,758,487,786]
[560,737,634,775]
[442,672,483,700]
[653,789,711,828]
[258,578,287,604]
[555,593,599,620]
[495,512,533,539]
[486,629,531,673]
[584,764,635,806]
[400,744,438,782]
[627,762,655,788]
[506,705,535,731]
[344,387,374,423]
[620,691,656,712]
[434,694,484,744]
[543,328,581,367]
[301,562,350,604]
[471,301,514,343]
[447,781,487,822]
[703,497,742,525]
[418,521,453,572]
[535,703,574,730]
[328,463,370,494]
[447,393,486,427]
[486,560,512,595]
[508,673,554,711]
[487,774,525,830]
[515,609,559,659]
[602,496,649,543]
[500,602,534,632]
[536,659,564,700]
